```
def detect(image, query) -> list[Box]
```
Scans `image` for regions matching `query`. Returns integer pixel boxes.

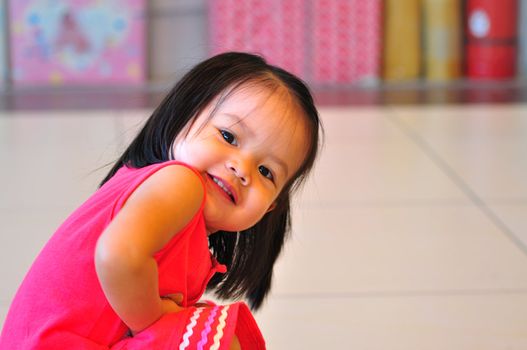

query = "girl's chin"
[205,220,251,234]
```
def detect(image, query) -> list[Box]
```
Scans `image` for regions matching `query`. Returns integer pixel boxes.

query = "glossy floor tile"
[1,104,527,349]
[298,110,469,205]
[489,205,527,245]
[255,293,527,349]
[273,206,527,295]
[393,105,527,200]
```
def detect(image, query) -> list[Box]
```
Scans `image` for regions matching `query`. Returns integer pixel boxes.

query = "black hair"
[100,52,321,310]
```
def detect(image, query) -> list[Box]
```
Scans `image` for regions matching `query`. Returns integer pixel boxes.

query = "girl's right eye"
[220,130,238,146]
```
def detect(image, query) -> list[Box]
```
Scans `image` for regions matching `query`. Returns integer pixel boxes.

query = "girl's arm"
[94,165,204,334]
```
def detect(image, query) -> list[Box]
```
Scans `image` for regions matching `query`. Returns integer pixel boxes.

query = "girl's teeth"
[213,177,233,198]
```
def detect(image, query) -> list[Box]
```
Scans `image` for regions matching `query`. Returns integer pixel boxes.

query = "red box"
[466,0,518,79]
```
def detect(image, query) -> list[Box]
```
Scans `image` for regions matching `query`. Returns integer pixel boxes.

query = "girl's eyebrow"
[223,113,254,137]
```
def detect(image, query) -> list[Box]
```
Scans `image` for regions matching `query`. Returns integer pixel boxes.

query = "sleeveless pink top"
[0,161,227,349]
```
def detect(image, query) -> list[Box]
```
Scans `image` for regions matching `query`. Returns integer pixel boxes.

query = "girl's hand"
[162,294,214,311]
[194,300,215,308]
[163,292,184,305]
[160,293,185,314]
[160,297,184,314]
[131,294,185,336]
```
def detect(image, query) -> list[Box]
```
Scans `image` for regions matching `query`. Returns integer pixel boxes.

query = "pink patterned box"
[209,0,307,79]
[9,0,146,86]
[312,0,383,85]
[0,1,7,88]
[209,0,382,85]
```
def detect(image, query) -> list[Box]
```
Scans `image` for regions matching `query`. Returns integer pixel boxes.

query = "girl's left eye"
[220,130,237,146]
[259,165,274,181]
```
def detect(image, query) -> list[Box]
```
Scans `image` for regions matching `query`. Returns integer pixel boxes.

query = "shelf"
[0,79,526,111]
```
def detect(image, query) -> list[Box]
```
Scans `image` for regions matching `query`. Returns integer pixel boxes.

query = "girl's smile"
[207,173,237,204]
[172,84,309,234]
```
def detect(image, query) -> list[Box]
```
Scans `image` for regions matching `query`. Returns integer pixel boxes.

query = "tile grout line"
[296,199,484,209]
[384,112,527,258]
[272,288,527,300]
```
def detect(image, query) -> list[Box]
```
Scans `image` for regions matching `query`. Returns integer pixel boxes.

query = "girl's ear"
[266,202,277,213]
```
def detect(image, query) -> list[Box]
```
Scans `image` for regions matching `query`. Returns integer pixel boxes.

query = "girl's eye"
[220,130,237,146]
[259,165,274,181]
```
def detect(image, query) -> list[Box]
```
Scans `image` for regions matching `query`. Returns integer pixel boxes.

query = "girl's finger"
[193,302,212,308]
[162,293,184,305]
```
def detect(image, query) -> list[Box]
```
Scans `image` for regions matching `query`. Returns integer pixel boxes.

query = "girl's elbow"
[94,234,117,270]
[94,235,144,277]
[94,237,118,280]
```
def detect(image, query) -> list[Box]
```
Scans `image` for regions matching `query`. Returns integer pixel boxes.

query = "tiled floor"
[1,103,527,349]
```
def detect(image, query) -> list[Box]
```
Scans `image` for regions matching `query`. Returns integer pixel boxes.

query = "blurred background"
[0,0,525,106]
[1,0,527,349]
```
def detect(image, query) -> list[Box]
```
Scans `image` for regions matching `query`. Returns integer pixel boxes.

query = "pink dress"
[0,161,265,350]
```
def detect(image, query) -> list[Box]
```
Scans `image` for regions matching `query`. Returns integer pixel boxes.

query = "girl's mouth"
[208,174,236,204]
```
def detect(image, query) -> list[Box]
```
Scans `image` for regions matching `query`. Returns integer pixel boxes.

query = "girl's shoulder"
[123,161,205,194]
[113,161,206,222]
[101,162,206,258]
[129,161,205,210]
[140,161,204,186]
[122,161,203,185]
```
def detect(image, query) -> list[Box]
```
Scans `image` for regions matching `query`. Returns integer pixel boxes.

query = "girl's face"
[173,84,309,234]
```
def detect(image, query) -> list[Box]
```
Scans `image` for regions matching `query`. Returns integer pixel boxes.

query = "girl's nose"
[227,161,250,186]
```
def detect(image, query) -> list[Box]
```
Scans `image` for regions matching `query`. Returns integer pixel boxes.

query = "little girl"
[0,52,321,350]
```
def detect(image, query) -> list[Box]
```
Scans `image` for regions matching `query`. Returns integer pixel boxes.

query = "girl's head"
[172,72,311,234]
[102,52,321,310]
